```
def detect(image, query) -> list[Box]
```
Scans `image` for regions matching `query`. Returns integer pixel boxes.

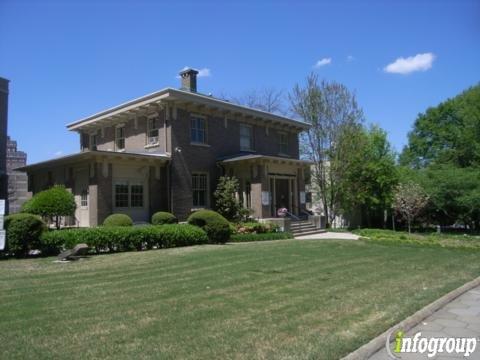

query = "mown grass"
[355,228,480,250]
[1,239,480,359]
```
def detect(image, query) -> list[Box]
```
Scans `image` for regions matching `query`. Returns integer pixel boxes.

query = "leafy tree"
[400,84,480,168]
[213,176,247,221]
[290,73,364,227]
[393,181,429,233]
[22,185,76,229]
[337,125,398,227]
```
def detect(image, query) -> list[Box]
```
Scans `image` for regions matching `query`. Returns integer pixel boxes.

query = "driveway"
[295,231,360,240]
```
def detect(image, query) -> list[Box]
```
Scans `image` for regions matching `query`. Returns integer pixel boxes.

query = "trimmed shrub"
[103,214,133,227]
[4,213,47,256]
[40,224,208,254]
[235,222,279,234]
[151,212,178,225]
[22,185,76,229]
[231,232,293,243]
[187,210,231,244]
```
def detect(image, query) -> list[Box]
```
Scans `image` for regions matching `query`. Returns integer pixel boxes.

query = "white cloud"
[54,151,63,157]
[314,58,332,68]
[384,53,436,74]
[347,55,355,62]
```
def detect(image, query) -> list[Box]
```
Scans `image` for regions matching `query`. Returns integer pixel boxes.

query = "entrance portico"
[218,154,311,219]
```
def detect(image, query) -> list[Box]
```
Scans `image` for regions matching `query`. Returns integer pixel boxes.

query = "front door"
[274,178,290,216]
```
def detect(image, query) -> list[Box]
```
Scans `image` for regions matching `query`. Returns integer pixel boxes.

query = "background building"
[7,136,28,213]
[0,78,9,205]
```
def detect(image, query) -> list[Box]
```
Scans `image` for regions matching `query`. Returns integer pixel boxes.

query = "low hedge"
[103,214,133,227]
[4,213,47,256]
[151,212,178,225]
[41,224,208,254]
[230,232,293,243]
[234,221,279,234]
[187,210,231,244]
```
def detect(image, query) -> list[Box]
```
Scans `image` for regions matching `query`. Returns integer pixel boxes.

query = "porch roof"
[218,154,313,166]
[17,150,171,172]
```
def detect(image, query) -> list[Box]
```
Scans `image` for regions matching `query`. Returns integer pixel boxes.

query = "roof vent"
[179,68,199,92]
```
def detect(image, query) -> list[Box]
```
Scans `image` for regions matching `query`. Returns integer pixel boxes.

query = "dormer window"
[147,117,159,146]
[191,115,206,144]
[279,132,288,155]
[115,126,125,151]
[240,124,254,151]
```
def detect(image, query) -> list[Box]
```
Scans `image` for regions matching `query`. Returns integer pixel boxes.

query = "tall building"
[7,136,28,213]
[0,78,9,205]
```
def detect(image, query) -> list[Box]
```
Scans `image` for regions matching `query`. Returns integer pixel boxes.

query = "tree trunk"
[407,217,411,234]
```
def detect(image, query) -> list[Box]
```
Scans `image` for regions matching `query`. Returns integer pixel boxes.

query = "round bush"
[103,214,133,227]
[187,210,231,244]
[4,213,47,256]
[151,211,178,225]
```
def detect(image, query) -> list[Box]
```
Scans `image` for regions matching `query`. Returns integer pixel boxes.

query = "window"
[90,134,97,151]
[191,116,206,144]
[240,124,253,151]
[115,126,125,151]
[115,183,129,207]
[130,184,144,207]
[147,117,159,145]
[80,189,88,207]
[279,133,288,154]
[192,173,208,207]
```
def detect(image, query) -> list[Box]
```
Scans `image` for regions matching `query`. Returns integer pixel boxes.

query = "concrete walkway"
[369,286,480,359]
[295,231,360,240]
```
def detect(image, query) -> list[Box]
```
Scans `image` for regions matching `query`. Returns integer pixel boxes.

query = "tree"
[400,84,480,168]
[337,125,398,227]
[290,73,364,227]
[231,88,285,115]
[213,176,248,221]
[21,185,76,229]
[392,181,429,233]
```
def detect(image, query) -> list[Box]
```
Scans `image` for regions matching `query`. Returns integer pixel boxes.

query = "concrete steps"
[290,220,326,237]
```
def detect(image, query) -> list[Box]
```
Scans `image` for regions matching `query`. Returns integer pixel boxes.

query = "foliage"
[290,73,364,227]
[21,185,76,229]
[392,182,429,233]
[355,228,480,251]
[4,213,47,256]
[151,211,178,225]
[336,125,398,227]
[400,84,480,168]
[230,232,293,242]
[40,224,208,254]
[213,176,248,221]
[234,222,279,234]
[187,209,231,243]
[103,213,133,227]
[231,87,285,115]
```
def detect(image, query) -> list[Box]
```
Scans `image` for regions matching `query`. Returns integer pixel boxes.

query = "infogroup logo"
[386,330,478,359]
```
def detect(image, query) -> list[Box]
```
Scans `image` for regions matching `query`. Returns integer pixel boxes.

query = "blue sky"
[1,0,479,164]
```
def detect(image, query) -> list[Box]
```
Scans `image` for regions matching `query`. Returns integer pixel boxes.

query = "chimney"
[179,68,199,92]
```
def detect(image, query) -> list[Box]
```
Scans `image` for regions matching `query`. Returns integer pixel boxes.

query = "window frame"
[80,189,89,208]
[114,181,145,208]
[115,125,126,151]
[89,133,97,151]
[146,115,159,146]
[239,124,254,151]
[192,172,209,208]
[130,183,144,208]
[190,115,207,145]
[278,132,289,155]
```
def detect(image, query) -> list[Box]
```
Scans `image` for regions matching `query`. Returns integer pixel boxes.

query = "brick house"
[20,69,311,226]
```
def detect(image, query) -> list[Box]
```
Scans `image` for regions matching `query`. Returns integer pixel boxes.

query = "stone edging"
[341,275,480,360]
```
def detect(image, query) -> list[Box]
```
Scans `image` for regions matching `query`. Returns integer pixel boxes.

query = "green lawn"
[2,239,480,359]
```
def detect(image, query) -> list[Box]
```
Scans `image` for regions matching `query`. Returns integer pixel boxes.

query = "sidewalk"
[369,286,480,359]
[295,231,360,240]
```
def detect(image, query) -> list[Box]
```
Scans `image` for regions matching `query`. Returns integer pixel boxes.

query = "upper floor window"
[240,124,254,151]
[147,117,159,145]
[89,134,97,151]
[115,126,125,151]
[192,173,208,207]
[191,116,206,144]
[279,132,288,154]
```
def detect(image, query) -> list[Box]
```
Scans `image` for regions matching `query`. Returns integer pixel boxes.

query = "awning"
[17,150,171,172]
